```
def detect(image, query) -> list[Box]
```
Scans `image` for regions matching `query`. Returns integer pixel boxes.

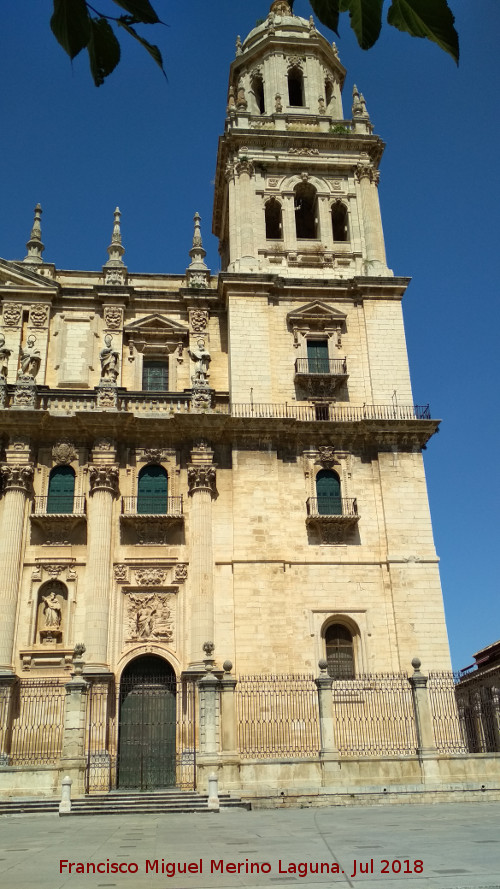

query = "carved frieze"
[93,437,115,452]
[287,54,305,69]
[103,307,123,330]
[12,381,37,408]
[2,303,22,327]
[126,593,174,643]
[88,465,119,495]
[96,385,118,410]
[174,563,188,583]
[0,463,34,493]
[132,519,169,545]
[29,304,50,328]
[189,310,209,333]
[52,440,77,465]
[114,564,129,584]
[139,448,174,464]
[134,567,168,587]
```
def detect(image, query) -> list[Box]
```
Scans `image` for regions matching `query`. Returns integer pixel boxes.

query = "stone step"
[0,792,250,816]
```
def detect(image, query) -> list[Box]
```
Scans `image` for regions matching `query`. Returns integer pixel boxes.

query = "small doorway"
[117,655,177,790]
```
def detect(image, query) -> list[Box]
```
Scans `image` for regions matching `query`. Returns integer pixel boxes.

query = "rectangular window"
[142,360,169,391]
[307,339,329,374]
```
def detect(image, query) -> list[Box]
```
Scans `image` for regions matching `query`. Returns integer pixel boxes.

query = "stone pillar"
[409,657,437,757]
[315,660,340,759]
[0,676,17,764]
[199,657,220,757]
[356,162,387,274]
[235,159,256,268]
[0,458,33,672]
[220,661,238,756]
[84,444,119,671]
[60,646,89,796]
[187,442,216,669]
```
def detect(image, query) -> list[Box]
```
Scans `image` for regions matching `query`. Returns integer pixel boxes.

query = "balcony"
[30,496,87,545]
[120,496,184,546]
[306,497,360,544]
[294,357,348,398]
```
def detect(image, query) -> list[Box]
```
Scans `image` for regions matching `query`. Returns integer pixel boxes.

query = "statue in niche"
[99,334,120,381]
[42,590,62,628]
[0,333,11,379]
[188,338,211,385]
[19,335,41,379]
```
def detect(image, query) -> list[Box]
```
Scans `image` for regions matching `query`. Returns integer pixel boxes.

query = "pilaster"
[187,442,216,668]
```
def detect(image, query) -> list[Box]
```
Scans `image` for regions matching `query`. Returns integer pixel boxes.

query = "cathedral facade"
[3,3,486,804]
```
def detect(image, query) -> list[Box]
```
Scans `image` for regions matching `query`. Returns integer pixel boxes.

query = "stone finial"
[235,35,242,55]
[23,203,45,265]
[352,85,370,118]
[186,212,210,287]
[103,207,127,285]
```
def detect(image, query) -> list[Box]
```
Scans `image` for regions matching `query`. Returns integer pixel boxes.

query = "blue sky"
[1,1,498,671]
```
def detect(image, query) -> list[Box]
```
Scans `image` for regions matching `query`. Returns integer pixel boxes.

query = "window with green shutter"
[137,464,168,514]
[47,466,75,514]
[142,360,169,392]
[307,339,329,374]
[316,469,341,515]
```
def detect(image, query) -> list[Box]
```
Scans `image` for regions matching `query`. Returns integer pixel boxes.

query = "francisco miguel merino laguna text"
[59,858,425,877]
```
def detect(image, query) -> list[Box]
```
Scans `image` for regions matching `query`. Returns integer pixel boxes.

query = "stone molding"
[88,465,119,496]
[0,463,34,493]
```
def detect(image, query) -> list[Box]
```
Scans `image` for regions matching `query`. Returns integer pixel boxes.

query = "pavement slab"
[0,802,498,889]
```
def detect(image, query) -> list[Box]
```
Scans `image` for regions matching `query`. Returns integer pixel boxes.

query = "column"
[409,657,437,757]
[84,444,119,671]
[235,159,256,268]
[315,660,340,759]
[60,646,89,795]
[187,442,216,669]
[220,661,238,756]
[356,162,387,273]
[0,458,33,673]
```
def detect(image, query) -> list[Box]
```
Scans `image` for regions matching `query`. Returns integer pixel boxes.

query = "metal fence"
[428,672,468,753]
[454,669,500,754]
[236,675,321,758]
[331,674,418,756]
[8,679,66,765]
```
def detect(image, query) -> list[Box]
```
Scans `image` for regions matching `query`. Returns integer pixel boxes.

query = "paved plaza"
[0,801,499,889]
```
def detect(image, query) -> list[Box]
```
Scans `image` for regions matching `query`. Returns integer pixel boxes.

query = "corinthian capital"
[187,464,217,497]
[235,158,255,178]
[0,463,34,493]
[355,162,379,185]
[88,465,119,496]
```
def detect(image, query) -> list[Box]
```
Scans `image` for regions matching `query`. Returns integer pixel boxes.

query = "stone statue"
[0,333,11,379]
[42,591,62,628]
[99,334,119,381]
[19,336,41,379]
[189,338,211,384]
[136,601,157,638]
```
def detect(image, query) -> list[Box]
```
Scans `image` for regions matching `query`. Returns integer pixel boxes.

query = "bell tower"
[213,0,389,277]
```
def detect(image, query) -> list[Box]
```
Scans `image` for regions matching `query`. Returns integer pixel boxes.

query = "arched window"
[316,469,341,515]
[47,466,75,514]
[288,67,304,107]
[143,359,169,391]
[137,464,168,515]
[325,78,334,111]
[251,75,265,114]
[332,202,349,241]
[294,182,318,239]
[265,198,282,240]
[325,623,355,679]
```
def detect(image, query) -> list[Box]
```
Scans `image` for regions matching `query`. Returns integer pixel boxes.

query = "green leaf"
[340,0,384,49]
[387,0,459,63]
[110,0,161,24]
[309,0,341,36]
[87,18,121,87]
[50,0,91,59]
[117,19,166,78]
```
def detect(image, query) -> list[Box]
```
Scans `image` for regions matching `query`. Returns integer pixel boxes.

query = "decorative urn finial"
[103,206,127,284]
[186,212,210,287]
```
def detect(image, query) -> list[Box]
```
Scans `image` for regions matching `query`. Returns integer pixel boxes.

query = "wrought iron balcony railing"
[230,403,431,421]
[306,497,358,519]
[121,496,183,517]
[295,358,348,376]
[32,496,86,516]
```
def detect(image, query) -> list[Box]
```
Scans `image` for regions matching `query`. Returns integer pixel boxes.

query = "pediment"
[124,314,189,340]
[287,301,346,328]
[0,259,58,292]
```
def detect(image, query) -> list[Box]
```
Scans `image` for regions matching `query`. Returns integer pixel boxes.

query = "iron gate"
[85,676,197,793]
